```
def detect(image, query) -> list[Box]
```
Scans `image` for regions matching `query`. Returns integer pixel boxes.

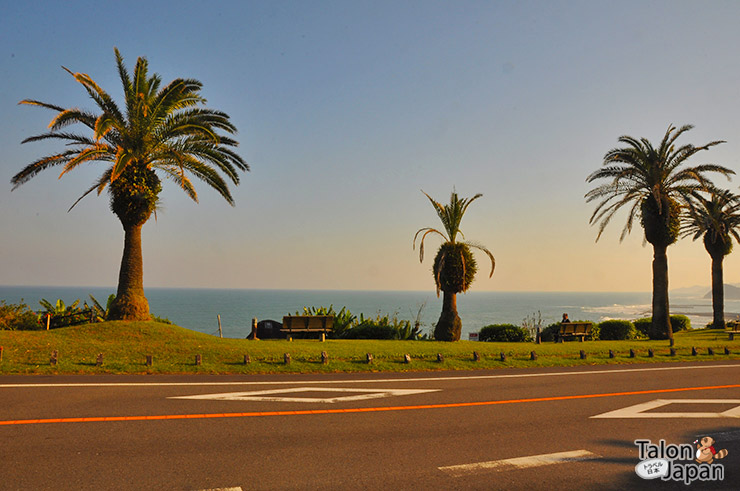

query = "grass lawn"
[1,321,739,375]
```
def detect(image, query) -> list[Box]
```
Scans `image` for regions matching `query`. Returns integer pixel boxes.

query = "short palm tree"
[414,190,495,341]
[681,189,740,329]
[586,124,732,345]
[11,49,248,321]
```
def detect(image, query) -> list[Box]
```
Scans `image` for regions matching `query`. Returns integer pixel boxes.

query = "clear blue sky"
[2,0,740,292]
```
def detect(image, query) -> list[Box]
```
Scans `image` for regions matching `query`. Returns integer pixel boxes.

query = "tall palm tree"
[414,190,495,341]
[681,189,740,329]
[11,49,248,321]
[586,125,731,345]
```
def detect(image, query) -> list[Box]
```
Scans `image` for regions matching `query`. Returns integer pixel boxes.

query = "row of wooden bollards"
[18,346,736,367]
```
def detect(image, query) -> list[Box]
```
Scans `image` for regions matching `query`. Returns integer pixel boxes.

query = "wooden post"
[96,353,103,366]
[691,347,698,356]
[580,350,586,360]
[321,351,329,364]
[708,347,715,356]
[0,346,3,362]
[609,350,615,359]
[50,350,58,366]
[437,353,444,363]
[500,352,506,362]
[629,349,636,358]
[248,318,259,340]
[146,355,153,367]
[195,354,202,365]
[530,351,537,361]
[473,351,480,362]
[284,353,291,364]
[648,349,654,358]
[670,348,676,357]
[217,315,223,339]
[725,347,731,355]
[366,353,373,364]
[403,354,411,364]
[244,354,251,364]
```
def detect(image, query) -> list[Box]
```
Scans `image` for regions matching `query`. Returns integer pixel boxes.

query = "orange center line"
[2,383,740,426]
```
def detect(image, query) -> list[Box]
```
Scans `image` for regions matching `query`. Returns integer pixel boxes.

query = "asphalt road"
[2,361,740,490]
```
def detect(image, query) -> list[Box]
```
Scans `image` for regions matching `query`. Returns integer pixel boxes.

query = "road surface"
[2,361,740,490]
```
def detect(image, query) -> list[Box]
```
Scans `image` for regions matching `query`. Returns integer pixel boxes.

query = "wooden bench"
[281,315,334,341]
[726,321,740,340]
[558,322,592,342]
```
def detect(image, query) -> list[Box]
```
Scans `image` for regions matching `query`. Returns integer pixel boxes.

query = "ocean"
[2,286,734,339]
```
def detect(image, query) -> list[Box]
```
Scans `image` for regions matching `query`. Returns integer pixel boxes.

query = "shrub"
[634,318,652,337]
[670,315,691,332]
[539,322,561,342]
[634,315,689,340]
[0,300,41,330]
[597,320,638,340]
[479,324,532,342]
[299,305,357,339]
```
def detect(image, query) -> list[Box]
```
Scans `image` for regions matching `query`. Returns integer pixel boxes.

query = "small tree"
[414,190,495,341]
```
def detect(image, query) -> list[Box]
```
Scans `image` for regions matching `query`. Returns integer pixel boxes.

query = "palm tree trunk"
[108,223,150,321]
[711,253,725,329]
[652,244,674,346]
[435,291,462,341]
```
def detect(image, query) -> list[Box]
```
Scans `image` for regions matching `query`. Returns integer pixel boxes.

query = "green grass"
[1,321,739,374]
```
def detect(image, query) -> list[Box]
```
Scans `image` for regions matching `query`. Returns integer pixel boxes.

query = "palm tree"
[11,49,248,321]
[586,125,732,345]
[414,190,495,341]
[681,189,740,329]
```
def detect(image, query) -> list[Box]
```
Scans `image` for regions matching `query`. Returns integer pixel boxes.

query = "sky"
[3,0,740,292]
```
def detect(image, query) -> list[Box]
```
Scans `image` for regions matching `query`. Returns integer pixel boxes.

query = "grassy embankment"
[1,321,739,375]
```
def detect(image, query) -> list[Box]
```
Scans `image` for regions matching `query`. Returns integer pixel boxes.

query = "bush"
[479,324,532,342]
[597,320,638,340]
[634,318,652,337]
[670,315,691,332]
[539,322,561,342]
[0,301,40,330]
[634,315,690,340]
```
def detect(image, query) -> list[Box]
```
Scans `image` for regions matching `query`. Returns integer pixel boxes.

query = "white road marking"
[2,363,739,388]
[169,387,440,403]
[196,488,242,491]
[439,449,599,477]
[592,399,740,419]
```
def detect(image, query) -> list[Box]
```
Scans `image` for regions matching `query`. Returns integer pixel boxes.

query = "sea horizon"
[3,285,733,339]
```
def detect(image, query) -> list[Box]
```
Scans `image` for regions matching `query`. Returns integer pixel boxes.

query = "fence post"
[0,346,3,362]
[248,318,259,340]
[50,350,58,366]
[96,353,103,366]
[146,355,153,367]
[321,351,329,364]
[217,315,223,338]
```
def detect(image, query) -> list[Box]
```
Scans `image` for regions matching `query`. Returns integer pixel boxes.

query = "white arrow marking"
[169,387,440,403]
[439,449,600,477]
[592,399,740,418]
